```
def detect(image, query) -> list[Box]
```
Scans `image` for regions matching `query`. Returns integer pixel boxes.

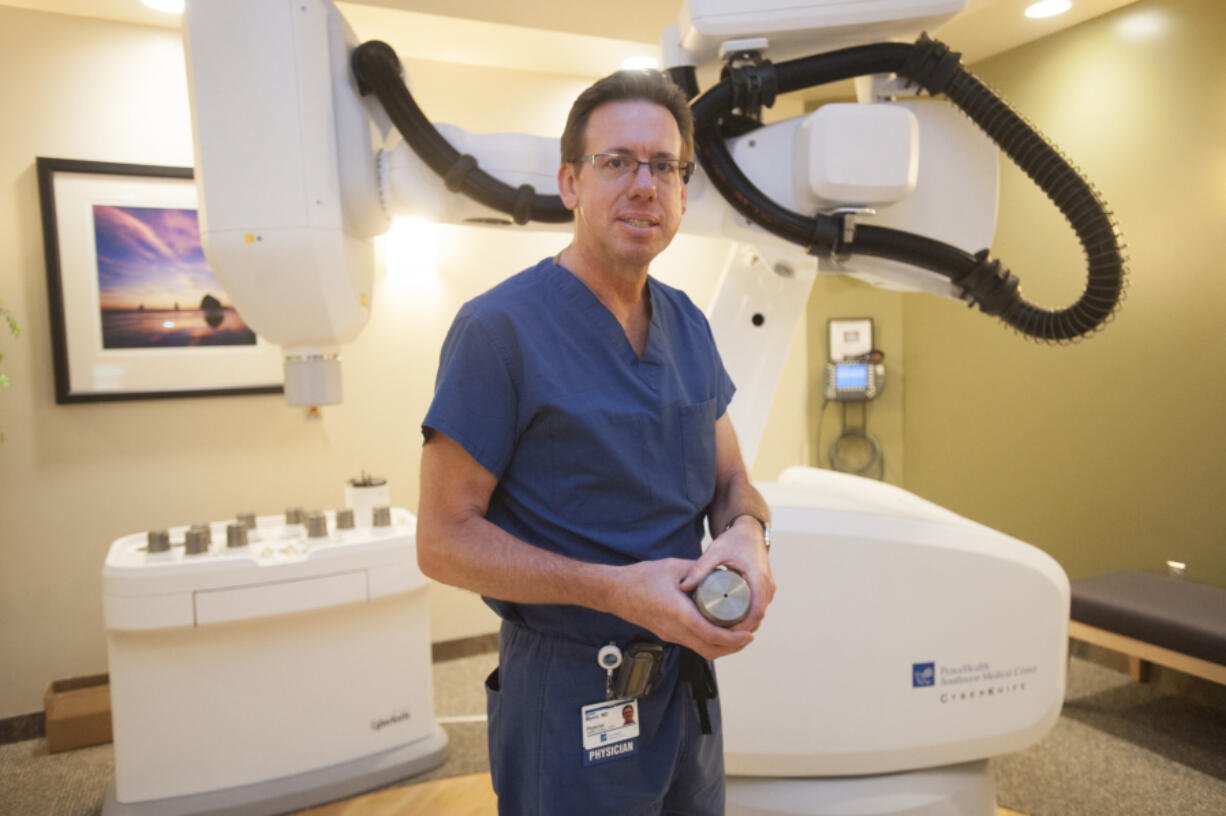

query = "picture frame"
[36,157,284,403]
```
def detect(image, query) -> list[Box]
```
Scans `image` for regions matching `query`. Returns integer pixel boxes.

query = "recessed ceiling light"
[1116,9,1170,40]
[142,0,185,13]
[620,56,660,71]
[1025,0,1072,18]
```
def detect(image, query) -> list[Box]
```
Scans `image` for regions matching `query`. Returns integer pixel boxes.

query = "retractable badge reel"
[598,643,664,700]
[597,644,622,701]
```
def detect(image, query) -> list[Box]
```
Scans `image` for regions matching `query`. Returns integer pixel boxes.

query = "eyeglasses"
[577,152,695,185]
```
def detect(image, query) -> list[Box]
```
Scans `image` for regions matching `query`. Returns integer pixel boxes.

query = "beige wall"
[0,7,808,718]
[902,0,1226,587]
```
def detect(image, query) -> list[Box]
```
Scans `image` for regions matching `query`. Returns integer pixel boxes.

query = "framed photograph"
[37,158,283,403]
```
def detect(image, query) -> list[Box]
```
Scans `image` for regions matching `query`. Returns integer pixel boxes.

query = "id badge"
[580,698,640,766]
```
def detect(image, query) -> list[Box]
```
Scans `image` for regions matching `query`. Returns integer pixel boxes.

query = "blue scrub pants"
[485,620,725,815]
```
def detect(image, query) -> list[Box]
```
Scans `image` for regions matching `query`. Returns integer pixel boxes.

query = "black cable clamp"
[952,249,1020,316]
[511,184,536,225]
[807,209,875,265]
[807,212,851,263]
[351,40,401,97]
[723,57,777,123]
[443,154,479,193]
[898,33,963,97]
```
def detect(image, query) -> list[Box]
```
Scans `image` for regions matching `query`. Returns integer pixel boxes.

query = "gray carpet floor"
[992,652,1226,815]
[1,653,1223,815]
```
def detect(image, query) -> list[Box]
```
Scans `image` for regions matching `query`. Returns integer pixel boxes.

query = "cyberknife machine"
[101,509,447,815]
[177,0,1124,813]
[718,467,1068,814]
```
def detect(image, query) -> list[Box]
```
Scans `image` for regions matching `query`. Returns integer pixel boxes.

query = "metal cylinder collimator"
[692,569,752,627]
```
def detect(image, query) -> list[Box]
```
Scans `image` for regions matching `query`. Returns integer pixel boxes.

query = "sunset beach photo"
[94,204,256,349]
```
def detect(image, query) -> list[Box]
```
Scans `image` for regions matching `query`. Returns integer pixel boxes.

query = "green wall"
[901,0,1226,587]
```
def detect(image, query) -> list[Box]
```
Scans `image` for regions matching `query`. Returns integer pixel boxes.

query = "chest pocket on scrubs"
[678,399,718,509]
[548,409,649,527]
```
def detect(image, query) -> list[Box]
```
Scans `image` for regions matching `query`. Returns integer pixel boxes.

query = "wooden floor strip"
[296,773,1028,815]
[296,772,496,815]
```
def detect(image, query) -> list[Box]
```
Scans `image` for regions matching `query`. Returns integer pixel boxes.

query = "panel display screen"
[835,363,869,390]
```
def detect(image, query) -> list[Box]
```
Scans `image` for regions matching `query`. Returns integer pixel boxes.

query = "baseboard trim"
[432,632,499,663]
[0,711,45,746]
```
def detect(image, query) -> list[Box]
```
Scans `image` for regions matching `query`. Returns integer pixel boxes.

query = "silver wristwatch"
[725,513,771,553]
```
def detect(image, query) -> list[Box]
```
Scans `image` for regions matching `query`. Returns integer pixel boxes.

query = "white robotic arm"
[183,0,387,405]
[185,0,1123,411]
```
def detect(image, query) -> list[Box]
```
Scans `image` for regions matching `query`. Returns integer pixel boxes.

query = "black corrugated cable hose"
[683,35,1127,342]
[355,35,1124,341]
[350,40,572,225]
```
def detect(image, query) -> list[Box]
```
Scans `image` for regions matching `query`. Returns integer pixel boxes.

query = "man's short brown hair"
[561,70,694,166]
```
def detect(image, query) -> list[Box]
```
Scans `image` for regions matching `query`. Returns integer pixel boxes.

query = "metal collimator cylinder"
[285,507,305,525]
[372,506,392,527]
[306,512,328,539]
[226,523,249,548]
[336,508,355,530]
[189,524,212,545]
[146,530,170,553]
[236,512,256,530]
[692,569,752,628]
[184,528,210,556]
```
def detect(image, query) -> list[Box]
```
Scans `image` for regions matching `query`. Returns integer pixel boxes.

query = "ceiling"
[2,0,1140,101]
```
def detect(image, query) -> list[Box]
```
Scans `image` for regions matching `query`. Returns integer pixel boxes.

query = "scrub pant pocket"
[485,667,504,797]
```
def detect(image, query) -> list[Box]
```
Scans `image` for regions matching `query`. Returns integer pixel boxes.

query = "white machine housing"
[799,103,920,207]
[721,468,1068,776]
[718,468,1068,815]
[711,98,996,294]
[674,0,967,64]
[101,509,446,814]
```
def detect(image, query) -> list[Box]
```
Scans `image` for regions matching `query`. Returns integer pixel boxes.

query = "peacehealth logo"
[911,659,1038,702]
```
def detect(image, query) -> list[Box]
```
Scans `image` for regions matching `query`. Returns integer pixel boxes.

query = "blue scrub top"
[423,257,735,645]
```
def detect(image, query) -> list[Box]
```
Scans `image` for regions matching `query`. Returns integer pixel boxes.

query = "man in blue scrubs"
[418,70,774,815]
